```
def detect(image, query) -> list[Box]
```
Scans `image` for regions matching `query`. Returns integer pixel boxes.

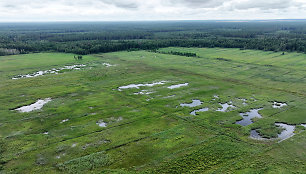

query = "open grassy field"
[0,48,305,173]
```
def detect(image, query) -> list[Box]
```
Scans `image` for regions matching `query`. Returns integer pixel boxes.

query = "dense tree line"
[2,38,305,55]
[0,21,306,56]
[154,50,197,57]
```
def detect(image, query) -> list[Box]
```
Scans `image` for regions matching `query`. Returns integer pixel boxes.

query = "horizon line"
[0,18,306,23]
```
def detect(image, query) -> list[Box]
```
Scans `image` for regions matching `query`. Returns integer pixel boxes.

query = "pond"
[275,123,295,142]
[15,98,52,113]
[102,63,116,67]
[96,120,107,127]
[216,102,236,112]
[272,101,287,108]
[118,81,167,91]
[250,123,296,142]
[167,83,189,89]
[190,108,209,116]
[180,100,203,107]
[236,108,263,126]
[12,64,86,79]
[250,130,269,140]
[134,90,154,95]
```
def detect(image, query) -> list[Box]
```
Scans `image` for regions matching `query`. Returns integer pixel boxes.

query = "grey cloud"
[0,0,305,21]
[4,4,16,8]
[169,0,226,8]
[234,0,298,10]
[1,0,52,9]
[99,0,139,9]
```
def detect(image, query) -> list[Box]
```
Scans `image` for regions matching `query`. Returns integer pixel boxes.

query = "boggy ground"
[0,48,305,173]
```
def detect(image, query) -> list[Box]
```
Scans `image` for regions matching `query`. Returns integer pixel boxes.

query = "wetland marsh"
[0,48,305,173]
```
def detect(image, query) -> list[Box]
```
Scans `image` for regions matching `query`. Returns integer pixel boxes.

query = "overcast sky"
[0,0,305,22]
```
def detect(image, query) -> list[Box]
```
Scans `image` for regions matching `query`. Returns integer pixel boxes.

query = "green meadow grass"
[0,48,305,173]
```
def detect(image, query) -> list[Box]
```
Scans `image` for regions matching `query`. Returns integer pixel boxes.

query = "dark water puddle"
[109,117,123,122]
[15,98,52,113]
[56,153,66,159]
[102,63,116,67]
[236,108,263,126]
[163,95,176,99]
[118,81,167,91]
[189,101,235,115]
[60,119,69,123]
[12,64,86,79]
[167,83,189,89]
[146,97,154,101]
[212,95,219,101]
[250,130,269,140]
[190,108,209,116]
[96,120,107,127]
[216,102,236,112]
[134,90,154,95]
[272,101,287,108]
[96,117,122,127]
[180,100,203,107]
[275,123,295,142]
[237,98,248,105]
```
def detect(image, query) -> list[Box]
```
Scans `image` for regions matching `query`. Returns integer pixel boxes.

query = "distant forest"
[1,20,306,55]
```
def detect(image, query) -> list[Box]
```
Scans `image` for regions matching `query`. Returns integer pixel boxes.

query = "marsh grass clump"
[216,58,231,62]
[256,126,284,139]
[84,67,112,81]
[0,140,5,171]
[154,136,247,173]
[295,125,306,132]
[56,145,70,154]
[36,154,48,166]
[57,151,112,173]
